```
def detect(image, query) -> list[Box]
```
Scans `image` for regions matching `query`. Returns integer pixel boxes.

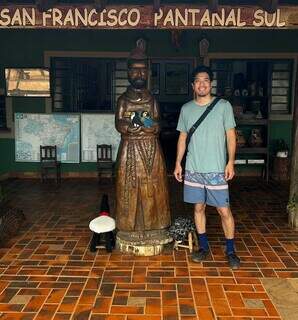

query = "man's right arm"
[173,131,187,182]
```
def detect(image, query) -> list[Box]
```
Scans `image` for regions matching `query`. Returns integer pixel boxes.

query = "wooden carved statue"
[115,41,171,254]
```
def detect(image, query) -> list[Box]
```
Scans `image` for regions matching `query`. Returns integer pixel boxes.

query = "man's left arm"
[225,128,236,180]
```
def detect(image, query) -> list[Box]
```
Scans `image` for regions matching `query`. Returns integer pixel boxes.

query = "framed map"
[81,114,120,162]
[15,113,80,163]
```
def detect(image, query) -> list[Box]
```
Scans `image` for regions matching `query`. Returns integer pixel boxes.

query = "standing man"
[174,65,240,269]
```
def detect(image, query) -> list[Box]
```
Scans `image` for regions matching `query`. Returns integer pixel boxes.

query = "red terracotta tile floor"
[0,177,296,319]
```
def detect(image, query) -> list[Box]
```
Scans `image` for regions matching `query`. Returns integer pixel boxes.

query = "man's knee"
[217,207,233,219]
[194,203,206,215]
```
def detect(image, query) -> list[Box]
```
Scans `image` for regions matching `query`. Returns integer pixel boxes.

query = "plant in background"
[272,139,289,158]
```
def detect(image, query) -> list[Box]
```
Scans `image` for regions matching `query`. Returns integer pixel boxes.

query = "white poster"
[81,114,120,162]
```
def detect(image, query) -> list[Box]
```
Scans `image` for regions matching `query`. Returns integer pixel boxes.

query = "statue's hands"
[127,125,142,133]
[141,124,159,134]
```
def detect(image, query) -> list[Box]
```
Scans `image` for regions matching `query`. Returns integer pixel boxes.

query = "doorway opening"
[150,59,195,172]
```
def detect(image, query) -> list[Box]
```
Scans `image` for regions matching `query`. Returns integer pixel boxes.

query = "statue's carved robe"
[115,86,170,231]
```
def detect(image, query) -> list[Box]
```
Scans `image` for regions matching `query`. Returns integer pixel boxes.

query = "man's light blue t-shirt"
[176,98,236,173]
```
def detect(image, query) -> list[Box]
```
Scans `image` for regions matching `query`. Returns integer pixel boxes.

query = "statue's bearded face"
[128,61,148,89]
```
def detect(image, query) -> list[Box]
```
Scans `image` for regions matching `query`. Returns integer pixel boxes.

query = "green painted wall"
[13,98,46,114]
[0,28,296,175]
[270,120,293,155]
[1,29,298,64]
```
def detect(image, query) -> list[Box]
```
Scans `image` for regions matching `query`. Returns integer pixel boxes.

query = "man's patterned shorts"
[184,171,230,208]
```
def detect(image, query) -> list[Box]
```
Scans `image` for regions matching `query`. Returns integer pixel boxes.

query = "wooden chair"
[97,144,114,182]
[40,145,61,183]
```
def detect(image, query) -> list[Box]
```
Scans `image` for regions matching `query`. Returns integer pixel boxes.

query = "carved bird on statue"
[140,111,154,128]
[130,111,143,127]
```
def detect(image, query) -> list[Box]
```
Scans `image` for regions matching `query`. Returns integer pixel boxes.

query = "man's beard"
[130,79,146,89]
[196,92,209,97]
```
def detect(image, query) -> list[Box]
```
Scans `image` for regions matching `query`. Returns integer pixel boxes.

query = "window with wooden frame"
[211,59,293,115]
[5,68,50,97]
[51,57,127,112]
[270,60,293,114]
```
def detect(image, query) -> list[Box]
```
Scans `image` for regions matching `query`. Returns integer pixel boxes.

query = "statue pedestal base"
[116,229,172,256]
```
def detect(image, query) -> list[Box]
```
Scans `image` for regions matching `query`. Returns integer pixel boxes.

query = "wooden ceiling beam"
[208,0,219,13]
[260,0,279,14]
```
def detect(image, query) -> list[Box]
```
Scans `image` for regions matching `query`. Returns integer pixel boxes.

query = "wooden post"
[260,0,279,14]
[289,62,298,228]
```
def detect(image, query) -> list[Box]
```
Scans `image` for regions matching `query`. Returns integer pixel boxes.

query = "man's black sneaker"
[227,252,240,269]
[191,248,209,263]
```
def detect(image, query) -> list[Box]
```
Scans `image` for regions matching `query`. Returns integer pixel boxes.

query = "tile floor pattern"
[0,177,296,320]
